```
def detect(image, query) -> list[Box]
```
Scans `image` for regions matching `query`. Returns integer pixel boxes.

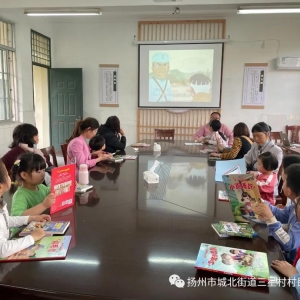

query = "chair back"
[270,131,282,144]
[60,144,68,165]
[286,125,300,143]
[40,146,58,167]
[155,129,175,140]
[275,163,287,206]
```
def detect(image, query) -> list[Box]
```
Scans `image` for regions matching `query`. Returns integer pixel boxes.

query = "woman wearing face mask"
[244,122,283,172]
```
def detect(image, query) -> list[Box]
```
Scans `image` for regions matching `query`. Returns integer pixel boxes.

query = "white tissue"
[153,142,161,152]
[143,160,160,183]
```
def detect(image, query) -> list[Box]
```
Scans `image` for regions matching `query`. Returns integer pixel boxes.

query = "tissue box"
[143,171,159,184]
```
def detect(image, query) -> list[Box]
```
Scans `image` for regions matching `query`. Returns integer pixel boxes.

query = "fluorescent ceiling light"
[238,7,300,14]
[24,9,101,16]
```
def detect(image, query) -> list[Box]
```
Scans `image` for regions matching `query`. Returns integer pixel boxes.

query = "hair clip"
[11,180,18,186]
[14,160,20,166]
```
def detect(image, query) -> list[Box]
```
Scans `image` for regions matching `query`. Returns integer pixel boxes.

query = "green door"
[49,68,83,151]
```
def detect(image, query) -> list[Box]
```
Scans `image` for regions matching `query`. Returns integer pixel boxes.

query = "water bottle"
[78,164,89,185]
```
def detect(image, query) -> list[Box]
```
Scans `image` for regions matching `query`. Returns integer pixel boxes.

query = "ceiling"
[0,0,299,8]
[0,0,299,22]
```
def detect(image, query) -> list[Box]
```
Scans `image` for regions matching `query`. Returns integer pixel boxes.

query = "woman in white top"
[0,161,49,258]
[244,122,283,172]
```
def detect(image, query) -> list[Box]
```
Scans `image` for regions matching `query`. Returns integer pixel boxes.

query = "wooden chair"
[270,131,282,143]
[60,144,68,165]
[155,129,175,140]
[275,163,287,206]
[286,125,300,143]
[40,146,58,167]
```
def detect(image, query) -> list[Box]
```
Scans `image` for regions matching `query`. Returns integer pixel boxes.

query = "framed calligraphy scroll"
[99,64,119,107]
[242,63,267,109]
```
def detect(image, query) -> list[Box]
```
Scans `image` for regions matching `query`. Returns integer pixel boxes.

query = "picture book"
[215,158,246,182]
[211,221,258,238]
[222,174,263,223]
[51,207,76,249]
[0,236,72,262]
[19,221,70,236]
[218,190,229,202]
[75,183,93,193]
[51,164,76,214]
[195,243,269,282]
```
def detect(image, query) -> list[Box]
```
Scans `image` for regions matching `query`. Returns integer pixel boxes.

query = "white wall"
[222,15,300,132]
[33,65,50,148]
[53,16,300,143]
[53,21,138,144]
[0,11,53,156]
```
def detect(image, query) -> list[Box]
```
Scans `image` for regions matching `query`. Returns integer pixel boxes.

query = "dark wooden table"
[0,140,296,300]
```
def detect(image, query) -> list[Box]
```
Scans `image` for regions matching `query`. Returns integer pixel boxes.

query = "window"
[31,30,51,67]
[0,20,17,121]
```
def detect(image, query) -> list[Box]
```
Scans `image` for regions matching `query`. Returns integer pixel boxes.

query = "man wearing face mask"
[194,112,233,146]
[149,52,173,102]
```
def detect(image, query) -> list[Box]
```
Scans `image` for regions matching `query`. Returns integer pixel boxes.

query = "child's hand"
[252,202,273,219]
[29,214,51,223]
[271,260,298,277]
[31,228,46,241]
[43,193,56,208]
[209,153,221,158]
[247,171,259,177]
[35,214,51,222]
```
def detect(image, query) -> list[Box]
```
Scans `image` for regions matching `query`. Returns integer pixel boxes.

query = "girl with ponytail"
[66,118,112,176]
[0,161,50,258]
[10,153,55,216]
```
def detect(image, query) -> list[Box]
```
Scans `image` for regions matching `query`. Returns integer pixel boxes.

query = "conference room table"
[0,140,297,300]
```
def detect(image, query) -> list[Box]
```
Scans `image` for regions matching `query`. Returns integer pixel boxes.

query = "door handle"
[76,116,81,121]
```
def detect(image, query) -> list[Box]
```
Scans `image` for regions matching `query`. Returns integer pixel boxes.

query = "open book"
[222,173,264,223]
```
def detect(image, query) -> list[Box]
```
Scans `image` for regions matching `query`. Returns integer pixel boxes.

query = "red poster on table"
[50,164,76,214]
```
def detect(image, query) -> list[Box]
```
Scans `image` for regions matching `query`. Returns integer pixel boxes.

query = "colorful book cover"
[211,221,258,238]
[51,207,76,250]
[195,243,269,282]
[19,221,70,236]
[50,164,76,214]
[0,236,72,262]
[222,174,263,223]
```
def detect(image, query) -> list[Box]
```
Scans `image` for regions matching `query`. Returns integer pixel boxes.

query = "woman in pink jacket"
[66,118,111,175]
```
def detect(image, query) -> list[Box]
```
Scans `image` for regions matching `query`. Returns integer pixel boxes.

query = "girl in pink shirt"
[251,151,278,205]
[66,118,111,175]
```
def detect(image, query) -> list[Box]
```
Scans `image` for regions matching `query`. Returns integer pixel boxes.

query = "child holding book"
[0,161,50,258]
[10,153,55,216]
[253,163,300,263]
[251,152,278,205]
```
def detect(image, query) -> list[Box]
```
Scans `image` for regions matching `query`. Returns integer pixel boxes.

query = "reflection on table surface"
[1,141,295,300]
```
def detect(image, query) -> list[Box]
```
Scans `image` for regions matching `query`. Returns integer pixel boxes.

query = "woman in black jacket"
[97,116,126,153]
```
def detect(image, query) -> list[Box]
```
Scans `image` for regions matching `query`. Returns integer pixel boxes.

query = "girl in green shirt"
[10,153,55,216]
